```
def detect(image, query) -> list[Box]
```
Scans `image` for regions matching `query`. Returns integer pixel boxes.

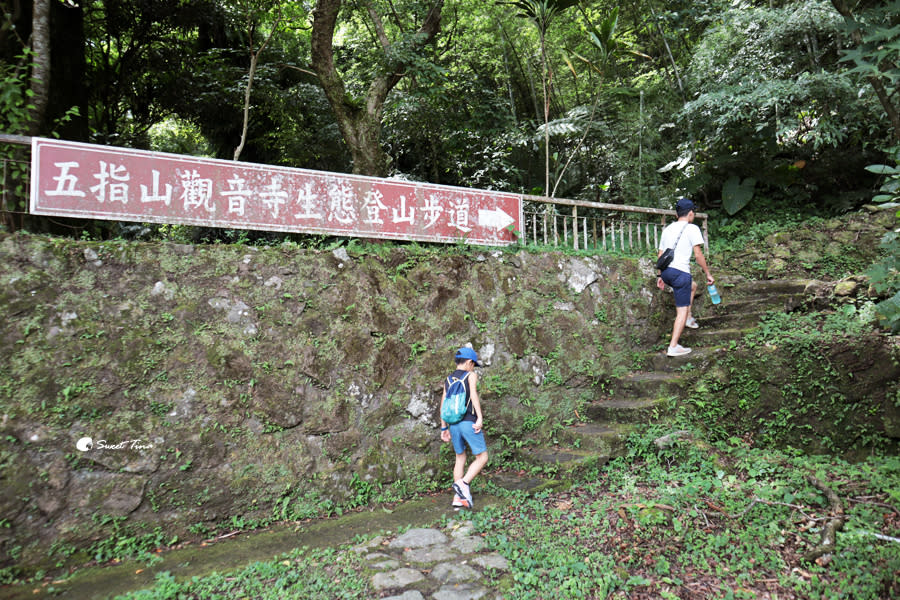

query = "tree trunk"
[830,0,900,141]
[311,0,443,176]
[29,0,50,136]
[541,33,550,198]
[234,49,259,162]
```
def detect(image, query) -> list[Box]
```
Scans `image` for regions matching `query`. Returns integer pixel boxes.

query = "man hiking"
[656,197,715,357]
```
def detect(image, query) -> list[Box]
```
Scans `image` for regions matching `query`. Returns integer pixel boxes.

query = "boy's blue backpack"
[441,372,470,424]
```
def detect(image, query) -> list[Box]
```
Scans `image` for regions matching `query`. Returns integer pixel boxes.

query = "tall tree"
[28,0,50,136]
[501,0,579,197]
[830,0,900,141]
[81,0,212,146]
[232,1,286,161]
[310,0,444,176]
[673,1,885,212]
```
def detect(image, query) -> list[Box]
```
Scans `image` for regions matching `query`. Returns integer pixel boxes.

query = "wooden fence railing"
[522,194,709,255]
[0,135,31,229]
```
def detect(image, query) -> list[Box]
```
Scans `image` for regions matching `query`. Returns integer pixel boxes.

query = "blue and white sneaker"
[452,480,474,510]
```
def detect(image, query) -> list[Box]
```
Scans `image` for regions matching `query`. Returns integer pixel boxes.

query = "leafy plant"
[865,147,900,333]
[675,2,881,211]
[0,52,35,216]
[721,175,757,216]
[835,1,900,141]
[867,230,900,333]
[865,160,900,205]
[521,412,547,432]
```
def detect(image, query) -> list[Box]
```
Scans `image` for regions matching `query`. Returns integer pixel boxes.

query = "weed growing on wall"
[676,309,898,454]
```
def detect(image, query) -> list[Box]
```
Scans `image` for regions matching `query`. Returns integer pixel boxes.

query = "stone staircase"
[515,278,825,474]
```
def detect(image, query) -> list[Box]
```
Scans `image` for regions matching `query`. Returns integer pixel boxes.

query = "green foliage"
[473,429,900,599]
[120,546,369,599]
[865,148,900,205]
[864,147,900,333]
[0,52,35,213]
[709,208,809,254]
[78,2,205,146]
[85,515,177,565]
[581,7,622,69]
[0,52,35,134]
[521,412,547,432]
[148,117,213,156]
[837,1,900,101]
[500,0,581,34]
[678,308,893,453]
[674,1,886,211]
[57,433,900,599]
[868,230,900,333]
[721,175,756,216]
[0,0,888,222]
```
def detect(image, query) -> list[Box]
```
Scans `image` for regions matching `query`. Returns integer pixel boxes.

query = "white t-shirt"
[658,221,705,274]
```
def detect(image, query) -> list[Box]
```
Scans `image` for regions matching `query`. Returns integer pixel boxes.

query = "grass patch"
[114,427,899,599]
[120,547,368,599]
[473,429,900,599]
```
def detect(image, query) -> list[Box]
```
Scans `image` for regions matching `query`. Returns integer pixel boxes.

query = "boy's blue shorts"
[450,420,487,456]
[661,267,693,307]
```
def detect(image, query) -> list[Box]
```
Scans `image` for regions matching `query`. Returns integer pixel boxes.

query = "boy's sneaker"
[666,344,692,357]
[452,480,474,510]
[685,317,699,329]
[451,495,468,510]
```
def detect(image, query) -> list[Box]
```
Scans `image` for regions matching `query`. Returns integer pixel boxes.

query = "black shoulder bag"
[656,223,688,272]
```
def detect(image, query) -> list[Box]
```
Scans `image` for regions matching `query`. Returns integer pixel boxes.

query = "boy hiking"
[439,347,488,509]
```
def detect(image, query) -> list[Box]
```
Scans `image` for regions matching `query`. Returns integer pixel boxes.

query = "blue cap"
[675,197,694,216]
[455,347,480,366]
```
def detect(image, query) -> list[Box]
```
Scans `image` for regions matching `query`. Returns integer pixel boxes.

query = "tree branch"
[235,9,284,161]
[362,0,391,52]
[311,0,350,121]
[801,476,845,564]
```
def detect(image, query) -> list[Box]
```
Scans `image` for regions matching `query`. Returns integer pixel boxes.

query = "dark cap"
[675,197,694,216]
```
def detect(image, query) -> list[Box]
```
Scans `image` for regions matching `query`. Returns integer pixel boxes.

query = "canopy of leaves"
[675,1,887,213]
[1,0,895,214]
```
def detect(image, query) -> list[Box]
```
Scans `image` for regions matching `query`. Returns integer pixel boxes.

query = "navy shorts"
[449,420,487,456]
[661,267,693,307]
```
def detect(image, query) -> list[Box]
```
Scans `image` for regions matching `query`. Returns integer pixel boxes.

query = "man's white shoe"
[685,317,699,329]
[667,344,692,357]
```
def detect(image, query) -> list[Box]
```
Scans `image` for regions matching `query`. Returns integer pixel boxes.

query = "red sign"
[30,138,522,246]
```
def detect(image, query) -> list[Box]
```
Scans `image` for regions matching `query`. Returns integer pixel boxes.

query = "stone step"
[738,278,820,295]
[520,423,629,472]
[647,347,727,372]
[713,279,826,310]
[565,422,629,453]
[607,371,686,398]
[694,310,769,329]
[700,295,799,314]
[685,326,749,343]
[584,397,669,423]
[520,447,609,472]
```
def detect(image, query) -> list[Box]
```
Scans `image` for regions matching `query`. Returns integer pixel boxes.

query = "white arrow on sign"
[478,208,515,231]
